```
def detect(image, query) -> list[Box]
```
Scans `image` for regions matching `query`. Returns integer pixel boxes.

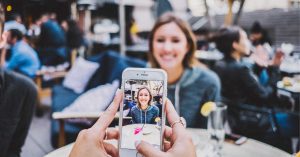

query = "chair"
[227,103,277,136]
[273,110,300,153]
[34,49,79,116]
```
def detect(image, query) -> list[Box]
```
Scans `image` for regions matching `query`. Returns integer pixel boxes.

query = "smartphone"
[225,133,247,145]
[119,68,167,157]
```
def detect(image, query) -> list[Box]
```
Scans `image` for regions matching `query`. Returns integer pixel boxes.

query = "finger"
[91,89,123,134]
[163,140,171,152]
[106,128,119,140]
[135,141,165,157]
[165,99,180,125]
[165,99,185,141]
[165,99,184,130]
[164,126,172,140]
[103,142,119,157]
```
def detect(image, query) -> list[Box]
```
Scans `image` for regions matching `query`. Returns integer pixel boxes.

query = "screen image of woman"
[130,86,160,124]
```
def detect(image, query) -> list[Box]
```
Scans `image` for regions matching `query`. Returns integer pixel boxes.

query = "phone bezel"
[119,68,167,156]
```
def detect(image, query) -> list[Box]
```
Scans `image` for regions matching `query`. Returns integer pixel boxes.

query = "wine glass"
[207,102,227,157]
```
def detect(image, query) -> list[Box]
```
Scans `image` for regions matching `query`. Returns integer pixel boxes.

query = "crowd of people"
[0,1,295,156]
[0,11,85,79]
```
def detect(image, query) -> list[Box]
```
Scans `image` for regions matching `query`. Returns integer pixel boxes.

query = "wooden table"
[45,129,291,157]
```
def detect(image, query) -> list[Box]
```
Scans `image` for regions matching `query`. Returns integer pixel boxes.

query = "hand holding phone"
[69,89,122,157]
[135,99,197,157]
[119,68,167,156]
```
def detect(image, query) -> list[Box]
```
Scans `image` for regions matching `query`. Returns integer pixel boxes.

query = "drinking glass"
[207,102,227,157]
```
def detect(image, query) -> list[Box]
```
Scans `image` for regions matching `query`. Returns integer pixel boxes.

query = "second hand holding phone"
[119,68,167,157]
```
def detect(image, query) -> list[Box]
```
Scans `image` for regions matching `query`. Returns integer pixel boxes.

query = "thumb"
[135,141,164,157]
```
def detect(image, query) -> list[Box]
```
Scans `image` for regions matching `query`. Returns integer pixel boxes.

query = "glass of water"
[207,102,227,156]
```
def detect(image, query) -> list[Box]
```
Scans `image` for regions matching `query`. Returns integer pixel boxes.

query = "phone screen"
[120,79,164,150]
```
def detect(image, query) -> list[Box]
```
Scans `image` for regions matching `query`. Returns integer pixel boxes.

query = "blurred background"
[0,0,299,156]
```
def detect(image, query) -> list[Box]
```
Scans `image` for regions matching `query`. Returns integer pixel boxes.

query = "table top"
[280,61,300,74]
[45,128,290,157]
[120,124,160,149]
[277,80,300,93]
[188,129,290,157]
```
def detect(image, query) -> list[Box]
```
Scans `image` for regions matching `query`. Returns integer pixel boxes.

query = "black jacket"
[0,68,37,157]
[213,58,275,106]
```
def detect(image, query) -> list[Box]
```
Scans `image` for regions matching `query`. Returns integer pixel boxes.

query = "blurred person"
[49,12,57,21]
[61,19,85,50]
[154,97,163,117]
[249,21,272,46]
[247,21,283,86]
[0,2,37,157]
[0,29,40,78]
[124,97,135,109]
[213,26,277,106]
[130,87,159,124]
[4,13,26,35]
[26,13,50,48]
[148,13,221,128]
[212,26,285,148]
[195,28,210,50]
[37,12,67,65]
[248,45,283,87]
[69,90,196,157]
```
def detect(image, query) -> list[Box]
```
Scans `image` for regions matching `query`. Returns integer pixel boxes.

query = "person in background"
[213,26,276,106]
[194,28,210,51]
[148,12,221,128]
[61,19,84,50]
[26,13,49,48]
[249,21,272,47]
[0,2,37,156]
[154,97,163,117]
[246,21,283,87]
[4,13,26,35]
[212,26,284,148]
[0,29,40,78]
[37,12,67,65]
[130,87,159,124]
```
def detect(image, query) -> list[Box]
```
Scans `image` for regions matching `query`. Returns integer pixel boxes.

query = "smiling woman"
[130,86,159,124]
[137,87,152,110]
[148,12,221,128]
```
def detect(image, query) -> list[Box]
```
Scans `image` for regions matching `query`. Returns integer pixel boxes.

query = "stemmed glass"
[207,102,227,157]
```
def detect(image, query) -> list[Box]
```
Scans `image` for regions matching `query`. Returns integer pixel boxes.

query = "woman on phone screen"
[130,87,159,124]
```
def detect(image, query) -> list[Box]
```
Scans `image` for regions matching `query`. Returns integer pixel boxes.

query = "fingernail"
[135,140,141,148]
